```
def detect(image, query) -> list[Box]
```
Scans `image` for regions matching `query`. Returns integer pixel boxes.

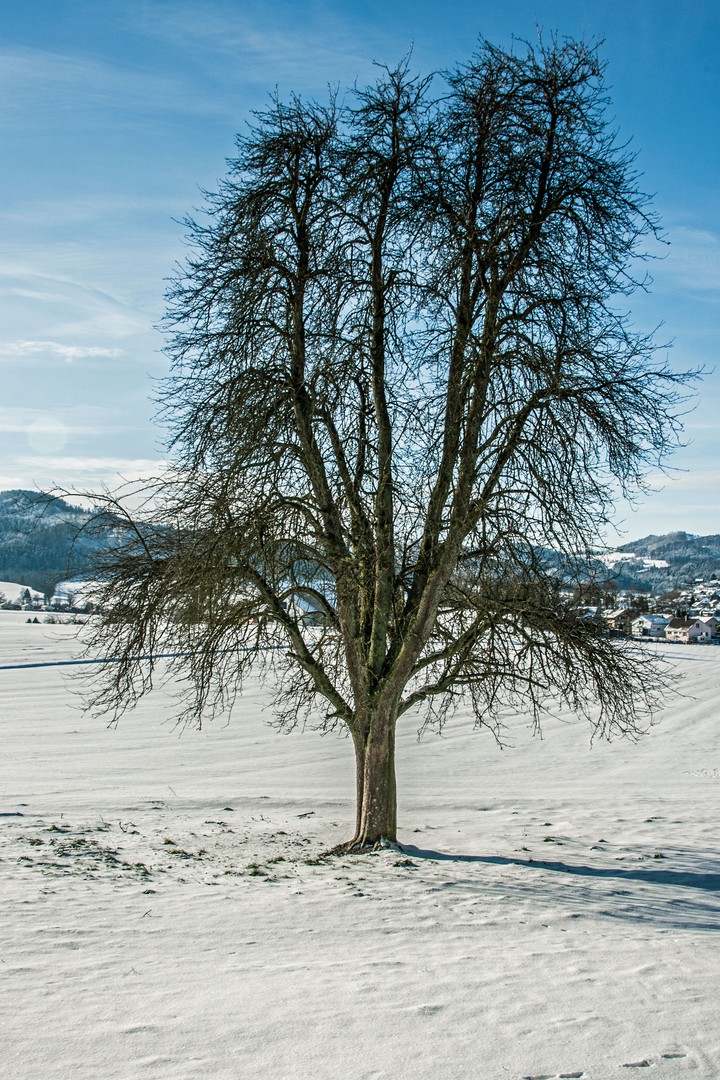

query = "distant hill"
[610,532,720,592]
[618,531,720,559]
[0,488,718,598]
[0,490,103,596]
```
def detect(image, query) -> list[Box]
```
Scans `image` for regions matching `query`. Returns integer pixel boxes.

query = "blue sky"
[1,0,718,541]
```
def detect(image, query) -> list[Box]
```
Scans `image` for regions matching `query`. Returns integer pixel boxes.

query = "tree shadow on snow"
[399,844,720,932]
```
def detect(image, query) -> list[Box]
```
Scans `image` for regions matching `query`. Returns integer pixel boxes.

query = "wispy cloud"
[1,455,167,497]
[0,406,130,436]
[0,45,223,129]
[658,227,720,294]
[130,0,383,91]
[0,193,187,232]
[0,340,121,362]
[0,267,160,348]
[13,455,164,475]
[644,469,720,493]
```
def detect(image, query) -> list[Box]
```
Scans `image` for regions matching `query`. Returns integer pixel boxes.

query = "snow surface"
[1,611,719,1079]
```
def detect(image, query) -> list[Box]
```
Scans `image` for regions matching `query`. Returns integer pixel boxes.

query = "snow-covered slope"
[0,579,44,605]
[1,613,718,1079]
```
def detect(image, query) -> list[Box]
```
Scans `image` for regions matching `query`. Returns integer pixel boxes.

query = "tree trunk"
[341,709,397,851]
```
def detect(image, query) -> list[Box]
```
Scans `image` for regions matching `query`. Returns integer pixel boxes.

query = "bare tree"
[84,38,693,851]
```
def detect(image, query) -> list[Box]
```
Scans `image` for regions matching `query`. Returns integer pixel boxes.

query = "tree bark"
[339,708,397,852]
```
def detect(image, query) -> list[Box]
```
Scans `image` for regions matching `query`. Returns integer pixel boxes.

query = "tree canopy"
[85,37,692,851]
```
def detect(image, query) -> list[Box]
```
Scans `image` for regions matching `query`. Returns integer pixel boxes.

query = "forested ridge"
[0,490,100,595]
[607,532,720,593]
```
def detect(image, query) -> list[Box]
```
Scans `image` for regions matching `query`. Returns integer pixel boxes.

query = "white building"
[631,614,669,638]
[664,617,713,644]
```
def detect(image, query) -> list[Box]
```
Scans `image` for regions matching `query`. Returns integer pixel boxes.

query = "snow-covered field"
[1,613,719,1080]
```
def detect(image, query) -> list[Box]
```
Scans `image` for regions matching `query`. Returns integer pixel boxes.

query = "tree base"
[322,836,403,856]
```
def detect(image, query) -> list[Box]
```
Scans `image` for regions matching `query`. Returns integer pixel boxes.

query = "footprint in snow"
[622,1054,688,1068]
[522,1073,584,1079]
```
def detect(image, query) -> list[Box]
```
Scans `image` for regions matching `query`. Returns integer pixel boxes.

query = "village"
[586,578,720,644]
[3,575,720,645]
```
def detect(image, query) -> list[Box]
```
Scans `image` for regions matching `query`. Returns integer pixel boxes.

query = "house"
[602,608,633,635]
[664,617,712,644]
[699,616,720,641]
[631,614,669,638]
